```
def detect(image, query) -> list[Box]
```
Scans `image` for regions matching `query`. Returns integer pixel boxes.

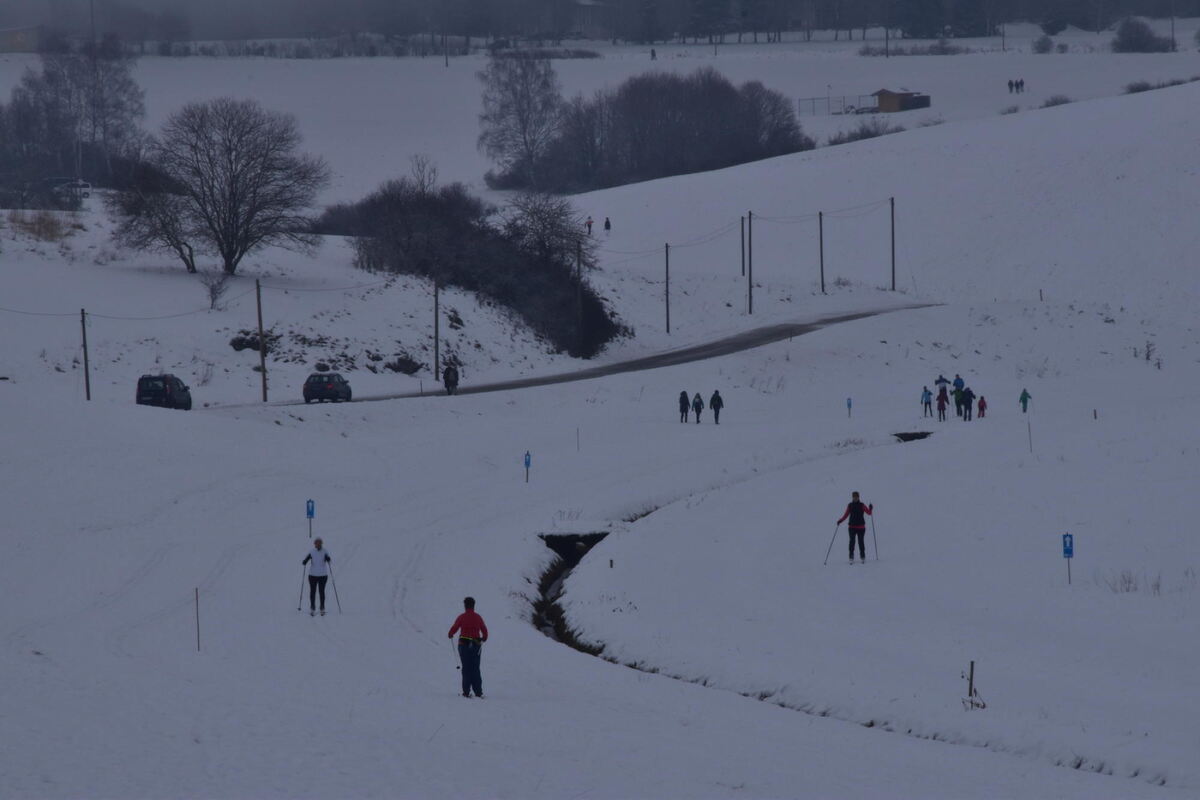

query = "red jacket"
[449,610,488,641]
[837,501,873,530]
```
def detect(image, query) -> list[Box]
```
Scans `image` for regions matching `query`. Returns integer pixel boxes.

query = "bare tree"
[109,187,199,272]
[197,269,233,310]
[501,191,596,269]
[477,55,563,185]
[149,98,329,275]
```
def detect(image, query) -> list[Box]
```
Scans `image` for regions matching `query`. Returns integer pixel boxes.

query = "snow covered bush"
[826,120,905,146]
[1040,95,1073,108]
[1033,35,1054,54]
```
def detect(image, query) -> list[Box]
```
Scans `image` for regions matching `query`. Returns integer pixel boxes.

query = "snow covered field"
[1,23,1199,799]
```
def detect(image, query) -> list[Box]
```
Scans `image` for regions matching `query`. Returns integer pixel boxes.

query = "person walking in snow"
[448,596,488,698]
[953,386,964,418]
[936,386,948,422]
[585,216,594,235]
[934,374,950,393]
[302,538,332,616]
[443,363,459,396]
[921,386,933,417]
[603,216,611,233]
[1007,79,1015,94]
[691,392,704,423]
[953,373,965,394]
[679,391,690,423]
[961,387,976,421]
[710,390,724,424]
[977,396,987,418]
[1019,388,1032,413]
[837,491,873,564]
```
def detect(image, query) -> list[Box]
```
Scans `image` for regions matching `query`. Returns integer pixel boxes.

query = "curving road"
[228,304,933,408]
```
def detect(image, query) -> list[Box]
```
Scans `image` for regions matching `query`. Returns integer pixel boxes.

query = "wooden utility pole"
[255,279,268,402]
[819,211,825,294]
[433,279,440,379]
[740,216,745,276]
[664,243,671,334]
[747,211,754,314]
[80,309,91,401]
[576,240,583,355]
[890,197,896,291]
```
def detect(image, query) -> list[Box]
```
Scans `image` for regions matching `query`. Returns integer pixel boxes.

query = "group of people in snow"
[584,216,612,236]
[1007,78,1027,94]
[925,373,985,422]
[302,539,489,698]
[679,390,724,424]
[443,363,460,395]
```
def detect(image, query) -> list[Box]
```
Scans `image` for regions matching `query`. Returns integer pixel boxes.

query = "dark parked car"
[303,372,352,403]
[136,374,192,410]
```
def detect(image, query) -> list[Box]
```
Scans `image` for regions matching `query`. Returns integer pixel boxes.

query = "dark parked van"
[136,374,192,410]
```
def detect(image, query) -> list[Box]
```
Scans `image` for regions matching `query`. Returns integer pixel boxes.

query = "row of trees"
[0,43,145,207]
[479,59,812,192]
[11,0,1197,51]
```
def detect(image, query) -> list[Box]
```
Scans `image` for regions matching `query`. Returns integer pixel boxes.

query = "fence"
[797,95,879,116]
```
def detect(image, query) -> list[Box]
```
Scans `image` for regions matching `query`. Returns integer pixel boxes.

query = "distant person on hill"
[934,374,950,393]
[977,396,987,418]
[953,386,964,418]
[448,596,488,698]
[837,491,873,564]
[691,392,704,423]
[603,216,611,233]
[679,391,690,423]
[953,373,965,393]
[302,538,331,617]
[936,388,948,422]
[585,216,594,235]
[961,387,976,421]
[651,48,657,60]
[443,363,459,395]
[1008,79,1015,94]
[1019,79,1025,93]
[1019,388,1032,413]
[710,390,724,424]
[921,386,933,417]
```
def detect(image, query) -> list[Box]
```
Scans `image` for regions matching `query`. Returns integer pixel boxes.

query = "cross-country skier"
[921,386,933,417]
[1019,388,1032,413]
[961,387,976,421]
[302,538,331,616]
[837,492,873,564]
[710,390,724,424]
[679,391,690,423]
[692,392,704,423]
[448,597,488,698]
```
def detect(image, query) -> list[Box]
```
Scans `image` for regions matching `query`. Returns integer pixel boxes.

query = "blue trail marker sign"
[524,451,531,483]
[307,499,315,539]
[1062,532,1073,584]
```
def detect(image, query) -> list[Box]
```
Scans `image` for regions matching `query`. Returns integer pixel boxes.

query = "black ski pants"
[680,409,688,423]
[848,528,866,559]
[713,407,721,424]
[308,575,327,610]
[458,639,483,696]
[923,401,932,417]
[938,407,946,421]
[963,403,972,421]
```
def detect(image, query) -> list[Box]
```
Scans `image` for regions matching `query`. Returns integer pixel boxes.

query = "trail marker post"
[1062,533,1073,585]
[306,499,315,539]
[847,397,852,418]
[524,451,531,483]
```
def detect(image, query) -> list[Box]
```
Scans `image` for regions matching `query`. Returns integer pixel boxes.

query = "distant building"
[0,25,41,53]
[872,89,932,113]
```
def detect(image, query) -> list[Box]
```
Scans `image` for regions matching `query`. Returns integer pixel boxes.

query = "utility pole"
[664,243,671,334]
[80,309,91,401]
[819,211,825,294]
[255,279,268,402]
[747,211,754,314]
[433,279,440,379]
[740,215,745,277]
[890,196,896,291]
[576,240,583,355]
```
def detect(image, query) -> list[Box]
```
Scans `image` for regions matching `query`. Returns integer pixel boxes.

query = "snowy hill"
[2,31,1199,799]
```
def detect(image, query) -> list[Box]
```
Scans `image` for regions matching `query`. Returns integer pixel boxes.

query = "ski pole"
[823,522,841,566]
[328,563,343,614]
[297,566,306,611]
[871,514,879,561]
[451,638,461,671]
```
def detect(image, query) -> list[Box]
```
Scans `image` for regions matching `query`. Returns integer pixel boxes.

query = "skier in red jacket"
[448,597,489,698]
[837,491,873,564]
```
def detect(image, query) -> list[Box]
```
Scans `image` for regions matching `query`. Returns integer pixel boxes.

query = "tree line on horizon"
[6,0,1198,51]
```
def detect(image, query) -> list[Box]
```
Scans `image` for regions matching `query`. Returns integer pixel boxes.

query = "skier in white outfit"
[302,538,332,616]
